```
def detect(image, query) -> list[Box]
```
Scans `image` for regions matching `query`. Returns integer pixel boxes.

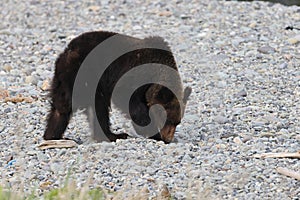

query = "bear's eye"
[166,119,180,126]
[156,87,174,104]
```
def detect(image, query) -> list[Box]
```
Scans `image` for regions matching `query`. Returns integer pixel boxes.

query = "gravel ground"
[1,0,300,199]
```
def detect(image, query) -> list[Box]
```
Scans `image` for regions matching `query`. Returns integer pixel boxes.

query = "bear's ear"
[183,87,192,105]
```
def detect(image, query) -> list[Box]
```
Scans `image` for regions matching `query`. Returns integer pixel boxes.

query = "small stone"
[159,184,171,199]
[232,107,247,116]
[37,152,48,162]
[37,175,45,181]
[211,99,223,108]
[220,132,238,139]
[236,89,247,98]
[252,120,267,131]
[25,75,38,85]
[4,108,11,113]
[257,45,275,54]
[249,22,257,28]
[27,151,37,156]
[180,15,191,19]
[287,35,300,45]
[242,135,252,143]
[58,35,66,39]
[283,54,293,60]
[279,128,289,134]
[211,54,229,62]
[3,65,12,72]
[87,6,100,12]
[214,115,230,124]
[217,81,227,88]
[184,114,199,122]
[41,79,50,91]
[101,141,116,151]
[252,120,267,127]
[141,186,150,194]
[233,137,243,145]
[159,11,172,17]
[50,162,61,173]
[279,62,288,69]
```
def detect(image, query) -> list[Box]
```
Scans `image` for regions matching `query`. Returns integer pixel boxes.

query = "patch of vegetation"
[0,180,105,200]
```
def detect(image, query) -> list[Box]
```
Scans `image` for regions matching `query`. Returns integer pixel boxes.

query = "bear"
[44,31,191,143]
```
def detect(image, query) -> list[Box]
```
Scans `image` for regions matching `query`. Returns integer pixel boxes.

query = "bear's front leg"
[44,72,73,140]
[44,105,71,140]
[92,94,128,142]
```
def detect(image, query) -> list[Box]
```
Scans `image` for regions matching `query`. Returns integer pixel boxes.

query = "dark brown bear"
[44,31,191,143]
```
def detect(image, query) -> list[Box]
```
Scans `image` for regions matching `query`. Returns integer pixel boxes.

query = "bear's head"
[146,85,192,143]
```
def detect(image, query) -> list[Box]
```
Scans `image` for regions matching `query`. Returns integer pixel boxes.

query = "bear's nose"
[160,124,176,143]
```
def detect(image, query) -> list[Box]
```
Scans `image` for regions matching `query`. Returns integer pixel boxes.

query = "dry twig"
[253,151,300,159]
[276,167,300,181]
[38,140,77,150]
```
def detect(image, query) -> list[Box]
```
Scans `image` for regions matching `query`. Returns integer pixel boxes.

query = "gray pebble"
[257,45,275,54]
[25,75,38,85]
[236,89,247,98]
[279,62,288,69]
[4,108,11,113]
[214,115,230,124]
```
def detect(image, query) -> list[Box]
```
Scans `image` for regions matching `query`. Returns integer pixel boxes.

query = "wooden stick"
[253,151,300,159]
[38,140,77,150]
[276,167,300,181]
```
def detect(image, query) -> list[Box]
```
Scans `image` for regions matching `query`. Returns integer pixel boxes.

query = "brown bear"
[44,31,191,143]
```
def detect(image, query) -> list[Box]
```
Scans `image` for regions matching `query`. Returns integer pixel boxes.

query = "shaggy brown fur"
[44,31,191,143]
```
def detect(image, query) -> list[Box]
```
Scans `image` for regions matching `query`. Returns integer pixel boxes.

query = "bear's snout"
[160,124,176,143]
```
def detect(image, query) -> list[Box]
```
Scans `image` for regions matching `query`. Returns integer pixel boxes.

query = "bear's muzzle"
[160,124,176,143]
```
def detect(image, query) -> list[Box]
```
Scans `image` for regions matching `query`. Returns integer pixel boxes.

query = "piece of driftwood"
[253,151,300,159]
[276,167,300,181]
[0,89,9,100]
[38,140,77,150]
[4,95,34,103]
